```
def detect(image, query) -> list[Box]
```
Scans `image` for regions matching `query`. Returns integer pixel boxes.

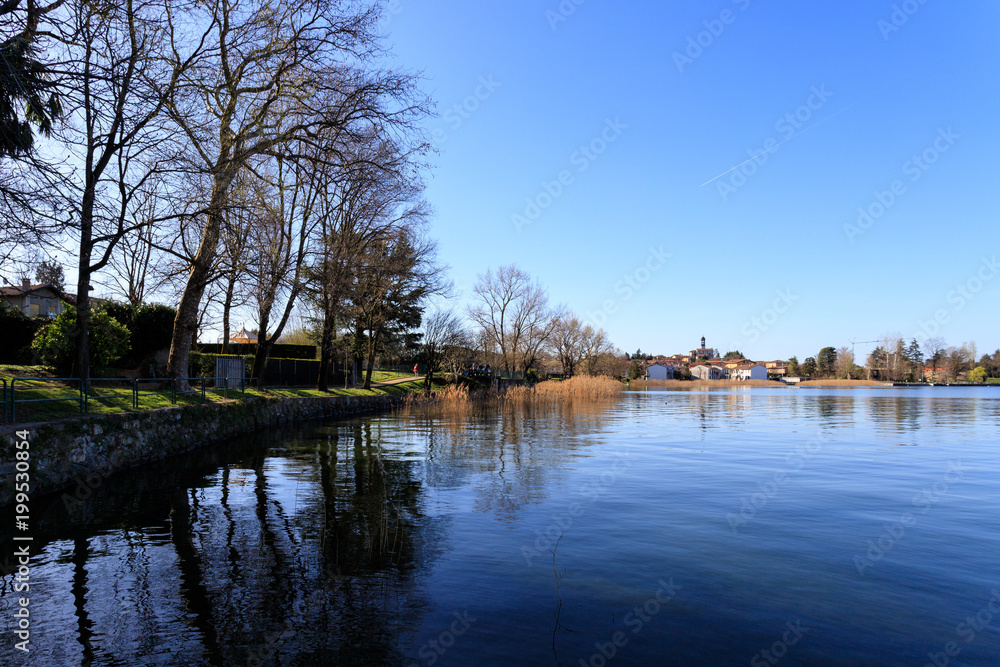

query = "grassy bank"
[1,364,432,424]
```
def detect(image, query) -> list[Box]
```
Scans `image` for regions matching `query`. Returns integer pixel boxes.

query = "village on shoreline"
[624,337,1000,386]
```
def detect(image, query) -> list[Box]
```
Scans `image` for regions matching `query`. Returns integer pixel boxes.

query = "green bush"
[101,301,176,366]
[31,306,130,375]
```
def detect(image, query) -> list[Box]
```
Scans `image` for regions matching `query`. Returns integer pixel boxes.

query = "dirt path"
[364,375,424,388]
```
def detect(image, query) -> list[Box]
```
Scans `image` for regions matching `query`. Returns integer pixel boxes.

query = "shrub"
[100,301,176,366]
[31,306,130,375]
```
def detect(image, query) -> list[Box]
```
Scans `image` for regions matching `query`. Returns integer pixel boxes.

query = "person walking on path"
[413,363,419,377]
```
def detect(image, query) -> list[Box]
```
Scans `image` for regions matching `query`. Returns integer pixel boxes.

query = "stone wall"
[0,394,404,506]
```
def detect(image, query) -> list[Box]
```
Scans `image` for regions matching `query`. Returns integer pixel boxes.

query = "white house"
[731,363,768,381]
[691,364,727,380]
[646,363,676,380]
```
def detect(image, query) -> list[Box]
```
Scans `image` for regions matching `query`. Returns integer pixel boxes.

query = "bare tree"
[160,0,428,388]
[834,345,854,379]
[468,265,556,375]
[310,134,429,390]
[549,312,614,378]
[418,309,467,391]
[923,336,946,381]
[549,312,586,378]
[47,0,186,379]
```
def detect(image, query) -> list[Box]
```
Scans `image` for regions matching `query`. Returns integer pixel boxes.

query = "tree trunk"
[221,277,235,355]
[317,311,335,392]
[250,310,272,384]
[362,324,379,390]
[75,185,96,381]
[166,172,233,390]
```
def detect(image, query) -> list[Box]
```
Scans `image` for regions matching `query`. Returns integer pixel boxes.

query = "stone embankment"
[0,393,403,506]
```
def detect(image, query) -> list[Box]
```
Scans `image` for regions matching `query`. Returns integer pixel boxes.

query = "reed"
[395,375,624,418]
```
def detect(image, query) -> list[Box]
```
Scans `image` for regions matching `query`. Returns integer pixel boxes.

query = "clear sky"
[382,0,1000,361]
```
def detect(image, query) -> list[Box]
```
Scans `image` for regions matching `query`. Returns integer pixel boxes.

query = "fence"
[3,376,254,424]
[261,358,348,388]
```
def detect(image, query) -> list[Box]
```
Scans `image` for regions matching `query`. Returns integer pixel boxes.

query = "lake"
[2,387,999,665]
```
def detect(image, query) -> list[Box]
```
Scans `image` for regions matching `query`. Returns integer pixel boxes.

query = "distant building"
[731,363,768,381]
[646,363,676,380]
[764,361,789,378]
[0,279,71,318]
[691,364,727,380]
[689,336,719,362]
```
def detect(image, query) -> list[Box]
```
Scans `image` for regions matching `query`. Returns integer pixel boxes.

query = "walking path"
[359,375,424,388]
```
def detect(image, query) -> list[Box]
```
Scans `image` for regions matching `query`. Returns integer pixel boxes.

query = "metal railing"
[135,378,173,408]
[10,377,84,424]
[3,376,260,424]
[84,378,136,412]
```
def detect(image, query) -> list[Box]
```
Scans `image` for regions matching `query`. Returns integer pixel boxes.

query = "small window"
[29,303,40,317]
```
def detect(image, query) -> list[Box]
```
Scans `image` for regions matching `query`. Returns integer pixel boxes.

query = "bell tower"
[701,336,706,349]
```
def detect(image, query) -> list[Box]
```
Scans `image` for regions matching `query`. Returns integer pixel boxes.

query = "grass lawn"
[1,366,435,424]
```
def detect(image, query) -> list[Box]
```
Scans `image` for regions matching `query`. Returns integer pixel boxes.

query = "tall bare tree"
[310,134,429,390]
[468,266,556,375]
[161,0,427,388]
[51,0,185,379]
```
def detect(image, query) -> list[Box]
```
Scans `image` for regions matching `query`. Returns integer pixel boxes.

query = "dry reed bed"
[396,375,624,417]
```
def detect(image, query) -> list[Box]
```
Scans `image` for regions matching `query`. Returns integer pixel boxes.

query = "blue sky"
[383,0,1000,361]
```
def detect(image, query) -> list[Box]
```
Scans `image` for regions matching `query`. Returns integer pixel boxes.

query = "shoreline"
[628,379,997,389]
[0,393,405,507]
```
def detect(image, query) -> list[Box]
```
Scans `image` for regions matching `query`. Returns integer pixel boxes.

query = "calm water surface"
[2,387,999,666]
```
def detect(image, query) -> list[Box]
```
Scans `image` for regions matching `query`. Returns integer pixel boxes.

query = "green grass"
[2,372,433,424]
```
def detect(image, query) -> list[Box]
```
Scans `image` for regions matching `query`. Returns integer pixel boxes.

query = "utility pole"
[850,339,879,380]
